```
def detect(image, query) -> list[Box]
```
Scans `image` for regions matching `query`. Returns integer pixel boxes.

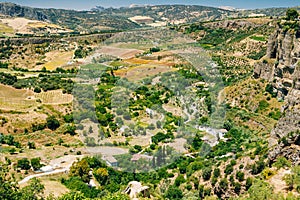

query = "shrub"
[245,177,253,190]
[224,164,234,175]
[175,175,185,186]
[213,168,220,178]
[165,185,183,200]
[46,116,60,131]
[236,171,245,182]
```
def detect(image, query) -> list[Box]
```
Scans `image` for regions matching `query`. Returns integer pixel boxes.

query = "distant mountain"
[0,3,236,31]
[0,2,298,32]
[0,2,47,21]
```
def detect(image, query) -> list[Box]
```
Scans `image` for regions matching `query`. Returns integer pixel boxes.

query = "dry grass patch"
[41,178,70,198]
[0,84,37,111]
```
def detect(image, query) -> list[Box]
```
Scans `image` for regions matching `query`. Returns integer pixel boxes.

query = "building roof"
[104,156,117,163]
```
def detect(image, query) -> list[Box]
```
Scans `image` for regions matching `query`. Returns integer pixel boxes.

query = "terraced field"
[35,90,73,104]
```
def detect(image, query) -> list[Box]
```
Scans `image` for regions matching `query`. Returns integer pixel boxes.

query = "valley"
[0,2,300,200]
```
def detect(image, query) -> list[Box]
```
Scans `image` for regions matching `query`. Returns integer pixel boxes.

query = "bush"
[33,87,41,93]
[262,168,276,180]
[284,166,300,192]
[251,160,265,175]
[46,116,60,131]
[234,182,241,194]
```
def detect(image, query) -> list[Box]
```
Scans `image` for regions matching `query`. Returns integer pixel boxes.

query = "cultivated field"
[0,17,72,35]
[35,90,73,104]
[97,46,143,59]
[42,51,74,71]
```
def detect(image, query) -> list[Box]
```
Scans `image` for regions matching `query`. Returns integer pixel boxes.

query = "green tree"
[69,159,90,183]
[175,174,185,186]
[31,158,42,171]
[93,168,108,185]
[246,177,253,191]
[286,8,299,20]
[28,141,36,149]
[17,158,31,170]
[213,168,220,178]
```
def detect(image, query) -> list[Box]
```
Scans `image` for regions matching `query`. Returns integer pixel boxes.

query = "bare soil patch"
[97,46,143,59]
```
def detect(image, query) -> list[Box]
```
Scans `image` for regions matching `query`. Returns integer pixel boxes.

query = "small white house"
[40,166,54,173]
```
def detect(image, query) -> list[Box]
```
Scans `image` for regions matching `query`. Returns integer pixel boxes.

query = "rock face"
[254,26,300,165]
[207,19,258,30]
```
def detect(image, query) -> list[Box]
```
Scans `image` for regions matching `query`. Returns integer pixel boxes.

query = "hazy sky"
[0,0,299,10]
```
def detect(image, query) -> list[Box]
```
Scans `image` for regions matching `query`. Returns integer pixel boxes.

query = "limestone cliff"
[253,25,300,165]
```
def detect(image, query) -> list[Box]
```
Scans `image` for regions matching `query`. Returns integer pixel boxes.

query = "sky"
[0,0,299,10]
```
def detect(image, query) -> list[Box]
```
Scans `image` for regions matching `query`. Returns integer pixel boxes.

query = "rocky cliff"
[253,25,300,165]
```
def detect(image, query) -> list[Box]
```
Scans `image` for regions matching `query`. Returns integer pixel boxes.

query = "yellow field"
[0,22,14,33]
[43,51,73,70]
[115,64,177,81]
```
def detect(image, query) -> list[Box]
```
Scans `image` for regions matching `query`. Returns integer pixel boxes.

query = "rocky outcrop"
[254,26,300,165]
[124,181,150,199]
[254,28,300,99]
[206,20,259,30]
